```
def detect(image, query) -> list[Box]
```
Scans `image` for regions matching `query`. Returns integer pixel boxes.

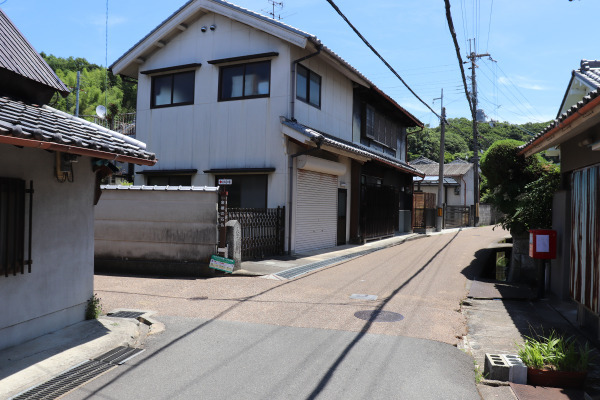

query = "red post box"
[529,229,557,259]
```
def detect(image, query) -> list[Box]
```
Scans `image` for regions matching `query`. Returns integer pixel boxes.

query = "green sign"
[209,255,235,273]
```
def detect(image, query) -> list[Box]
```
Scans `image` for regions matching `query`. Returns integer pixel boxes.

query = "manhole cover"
[354,310,404,322]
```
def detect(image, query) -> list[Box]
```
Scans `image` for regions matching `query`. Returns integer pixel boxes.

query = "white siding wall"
[135,13,291,208]
[0,146,95,350]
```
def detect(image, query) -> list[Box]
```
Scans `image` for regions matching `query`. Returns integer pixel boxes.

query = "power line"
[444,0,474,116]
[485,0,494,52]
[324,0,441,120]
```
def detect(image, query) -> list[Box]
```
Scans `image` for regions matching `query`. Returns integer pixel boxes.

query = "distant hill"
[41,53,136,119]
[408,117,551,163]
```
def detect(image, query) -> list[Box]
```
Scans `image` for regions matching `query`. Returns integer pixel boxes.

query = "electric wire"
[324,0,441,120]
[105,0,109,110]
[485,0,493,52]
[444,0,474,116]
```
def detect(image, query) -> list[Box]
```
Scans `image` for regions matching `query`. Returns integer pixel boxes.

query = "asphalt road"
[67,226,507,399]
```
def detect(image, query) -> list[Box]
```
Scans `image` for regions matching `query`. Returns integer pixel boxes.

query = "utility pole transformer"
[467,39,489,227]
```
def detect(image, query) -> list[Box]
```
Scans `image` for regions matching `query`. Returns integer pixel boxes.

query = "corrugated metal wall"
[571,164,600,313]
[295,169,337,253]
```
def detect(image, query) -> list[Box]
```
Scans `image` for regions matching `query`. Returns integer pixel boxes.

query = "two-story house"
[111,0,423,254]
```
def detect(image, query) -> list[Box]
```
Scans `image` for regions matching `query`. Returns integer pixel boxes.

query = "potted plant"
[517,330,593,388]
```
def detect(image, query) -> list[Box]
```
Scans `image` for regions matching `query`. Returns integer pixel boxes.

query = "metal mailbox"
[529,229,557,259]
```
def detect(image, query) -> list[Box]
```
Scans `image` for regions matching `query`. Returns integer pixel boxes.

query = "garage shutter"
[295,169,337,253]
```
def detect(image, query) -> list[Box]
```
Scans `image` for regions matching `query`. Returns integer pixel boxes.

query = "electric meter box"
[529,229,557,259]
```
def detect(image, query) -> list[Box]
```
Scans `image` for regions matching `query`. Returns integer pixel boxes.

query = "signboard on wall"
[218,179,232,185]
[209,255,235,273]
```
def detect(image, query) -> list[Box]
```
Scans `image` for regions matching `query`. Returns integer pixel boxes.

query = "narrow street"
[67,226,507,399]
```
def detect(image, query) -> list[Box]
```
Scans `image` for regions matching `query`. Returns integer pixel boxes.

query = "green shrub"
[85,293,103,320]
[517,330,592,372]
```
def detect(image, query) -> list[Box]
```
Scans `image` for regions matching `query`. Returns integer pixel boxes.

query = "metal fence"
[445,205,471,228]
[228,207,285,260]
[80,113,136,137]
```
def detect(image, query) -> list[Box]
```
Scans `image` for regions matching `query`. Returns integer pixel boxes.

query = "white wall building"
[111,0,424,254]
[0,9,155,350]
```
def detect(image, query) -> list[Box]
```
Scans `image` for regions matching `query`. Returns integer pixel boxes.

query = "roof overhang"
[520,92,600,157]
[0,134,156,166]
[281,117,424,177]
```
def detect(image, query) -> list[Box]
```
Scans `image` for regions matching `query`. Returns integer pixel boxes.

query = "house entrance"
[337,189,347,245]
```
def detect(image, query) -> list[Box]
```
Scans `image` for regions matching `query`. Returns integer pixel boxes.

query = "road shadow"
[0,319,110,381]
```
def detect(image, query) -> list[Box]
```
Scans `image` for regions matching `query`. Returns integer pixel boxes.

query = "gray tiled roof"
[575,60,600,89]
[281,118,424,176]
[410,156,437,165]
[0,96,156,162]
[0,9,69,94]
[522,88,600,151]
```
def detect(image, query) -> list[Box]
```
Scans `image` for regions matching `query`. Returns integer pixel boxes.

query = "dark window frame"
[150,70,195,109]
[1,178,33,277]
[296,64,321,109]
[218,60,271,102]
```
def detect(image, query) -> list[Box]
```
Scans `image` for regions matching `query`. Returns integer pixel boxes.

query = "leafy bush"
[517,330,592,372]
[85,293,103,320]
[480,139,557,234]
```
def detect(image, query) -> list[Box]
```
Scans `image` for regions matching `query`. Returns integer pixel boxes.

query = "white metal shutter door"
[295,169,337,253]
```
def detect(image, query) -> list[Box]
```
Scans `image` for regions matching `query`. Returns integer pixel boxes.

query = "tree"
[42,54,137,116]
[480,139,558,234]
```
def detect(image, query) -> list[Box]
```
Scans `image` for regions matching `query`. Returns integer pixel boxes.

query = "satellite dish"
[96,105,107,119]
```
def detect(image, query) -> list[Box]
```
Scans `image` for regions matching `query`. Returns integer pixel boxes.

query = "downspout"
[290,43,323,121]
[287,136,324,254]
[461,176,467,206]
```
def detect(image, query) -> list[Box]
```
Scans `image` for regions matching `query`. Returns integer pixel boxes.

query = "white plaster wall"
[0,146,95,350]
[95,189,218,261]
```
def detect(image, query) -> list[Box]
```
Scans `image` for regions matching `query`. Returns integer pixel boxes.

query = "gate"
[445,205,471,228]
[413,192,436,230]
[361,185,399,239]
[228,207,285,260]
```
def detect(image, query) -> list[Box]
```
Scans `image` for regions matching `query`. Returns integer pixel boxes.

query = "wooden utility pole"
[467,39,489,227]
[435,89,445,232]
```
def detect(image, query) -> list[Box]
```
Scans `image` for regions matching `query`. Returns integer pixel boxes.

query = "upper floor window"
[296,64,321,108]
[151,71,195,108]
[219,61,270,101]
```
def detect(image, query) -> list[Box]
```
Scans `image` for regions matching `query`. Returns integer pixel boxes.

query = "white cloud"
[498,76,546,91]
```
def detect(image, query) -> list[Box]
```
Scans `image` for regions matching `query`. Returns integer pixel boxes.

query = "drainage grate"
[12,360,115,400]
[93,346,145,365]
[108,311,145,319]
[275,249,375,279]
[11,347,144,400]
[354,310,404,322]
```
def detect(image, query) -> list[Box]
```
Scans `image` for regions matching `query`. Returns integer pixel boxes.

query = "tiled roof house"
[520,59,600,328]
[0,8,155,350]
[111,0,423,252]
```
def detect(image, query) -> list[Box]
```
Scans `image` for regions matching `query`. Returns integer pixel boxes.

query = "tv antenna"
[96,105,107,119]
[263,1,283,20]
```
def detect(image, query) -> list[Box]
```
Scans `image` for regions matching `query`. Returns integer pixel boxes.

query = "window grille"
[1,178,33,277]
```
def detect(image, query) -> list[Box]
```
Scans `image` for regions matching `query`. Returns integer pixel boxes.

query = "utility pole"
[434,89,445,232]
[467,39,489,227]
[75,70,81,117]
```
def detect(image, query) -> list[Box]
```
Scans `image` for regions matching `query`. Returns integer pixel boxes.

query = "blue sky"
[2,0,598,127]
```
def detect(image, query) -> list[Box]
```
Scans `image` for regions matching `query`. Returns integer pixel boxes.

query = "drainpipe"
[290,42,323,121]
[287,136,324,254]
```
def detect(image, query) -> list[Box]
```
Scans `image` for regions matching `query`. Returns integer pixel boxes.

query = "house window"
[214,175,267,208]
[296,64,321,108]
[219,61,270,101]
[1,178,26,277]
[147,175,192,186]
[151,71,195,108]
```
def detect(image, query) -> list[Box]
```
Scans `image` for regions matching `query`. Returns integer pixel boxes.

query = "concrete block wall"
[94,187,218,276]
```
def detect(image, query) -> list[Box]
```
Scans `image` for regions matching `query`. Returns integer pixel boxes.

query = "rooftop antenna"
[263,0,283,20]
